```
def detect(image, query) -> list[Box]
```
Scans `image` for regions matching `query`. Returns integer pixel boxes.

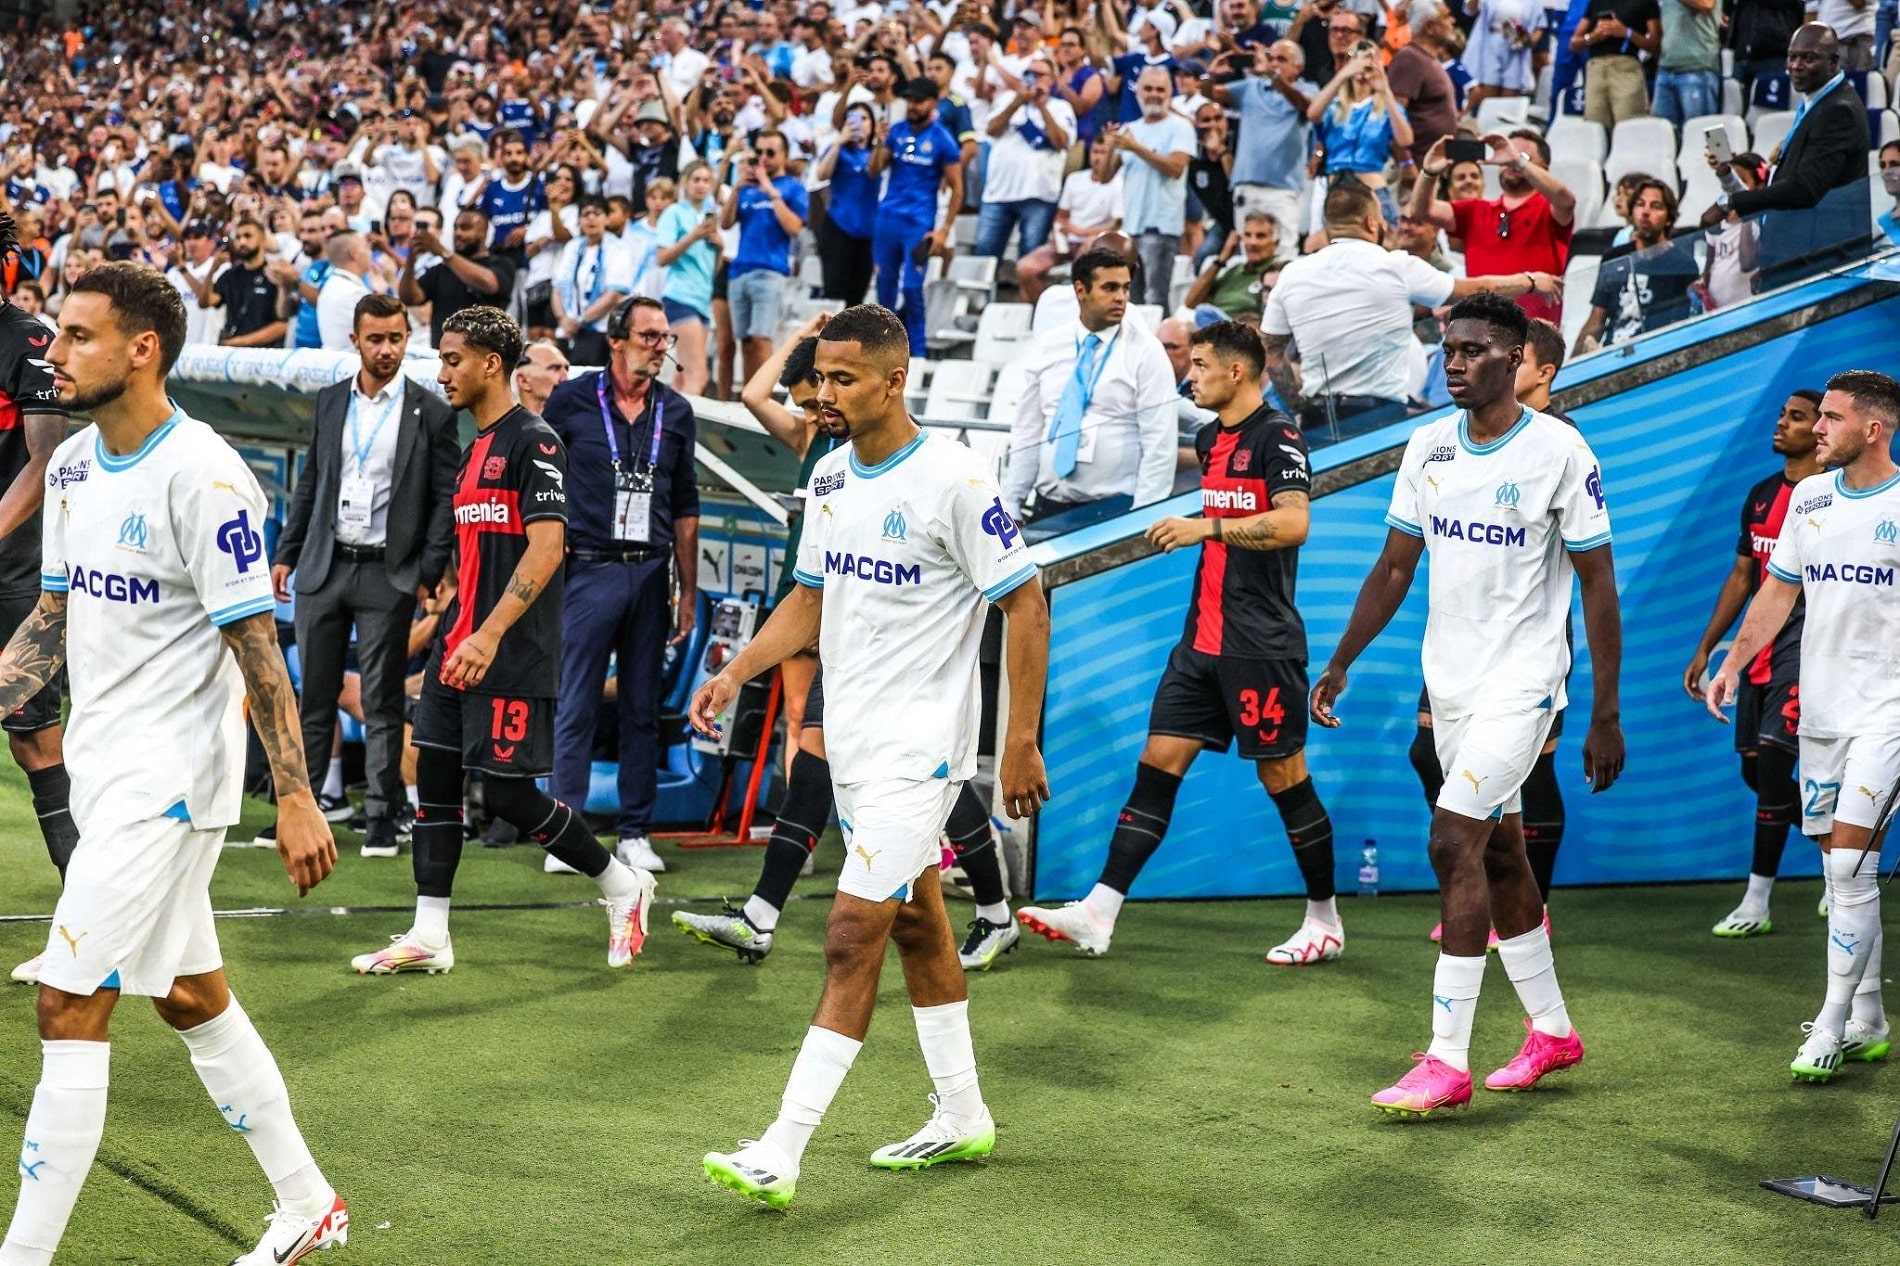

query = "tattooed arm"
[1146,491,1311,554]
[439,518,565,690]
[219,611,336,895]
[0,591,69,716]
[1261,333,1304,416]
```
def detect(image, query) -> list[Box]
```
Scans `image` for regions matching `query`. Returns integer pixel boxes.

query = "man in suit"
[273,292,461,858]
[1703,23,1870,283]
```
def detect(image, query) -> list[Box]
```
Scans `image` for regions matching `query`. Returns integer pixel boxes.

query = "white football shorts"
[1798,732,1900,838]
[832,777,962,904]
[1432,706,1559,822]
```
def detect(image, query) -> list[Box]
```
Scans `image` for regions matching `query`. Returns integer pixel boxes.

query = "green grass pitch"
[0,764,1895,1263]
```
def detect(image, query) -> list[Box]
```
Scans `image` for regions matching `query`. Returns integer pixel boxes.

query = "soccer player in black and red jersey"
[349,306,656,976]
[1017,321,1341,964]
[1683,389,1823,938]
[0,209,81,987]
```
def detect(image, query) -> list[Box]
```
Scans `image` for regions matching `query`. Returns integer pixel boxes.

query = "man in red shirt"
[1408,129,1576,325]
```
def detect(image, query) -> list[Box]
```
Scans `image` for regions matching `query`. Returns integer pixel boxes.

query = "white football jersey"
[1386,407,1613,720]
[42,410,277,831]
[1766,469,1900,739]
[794,430,1036,784]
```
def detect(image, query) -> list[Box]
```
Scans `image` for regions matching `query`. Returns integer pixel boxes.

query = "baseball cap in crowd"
[182,220,212,239]
[1013,11,1041,28]
[899,77,940,102]
[333,161,364,184]
[634,100,672,128]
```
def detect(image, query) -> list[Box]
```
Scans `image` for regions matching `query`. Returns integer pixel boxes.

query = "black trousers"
[295,555,416,823]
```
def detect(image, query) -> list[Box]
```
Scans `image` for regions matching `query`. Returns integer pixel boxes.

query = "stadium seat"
[1126,303,1165,331]
[947,253,999,305]
[1606,117,1681,192]
[1869,71,1890,110]
[1588,192,1626,230]
[1677,114,1748,177]
[1547,116,1608,164]
[1168,253,1196,312]
[1752,111,1796,163]
[1530,64,1554,121]
[1747,73,1792,125]
[1878,108,1900,148]
[1679,165,1724,222]
[1561,254,1601,351]
[905,356,935,415]
[1551,156,1605,228]
[972,301,1035,365]
[1475,95,1530,132]
[921,361,997,424]
[987,360,1029,427]
[1722,78,1744,118]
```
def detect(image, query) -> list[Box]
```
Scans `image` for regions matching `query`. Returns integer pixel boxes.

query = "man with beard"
[399,208,515,348]
[196,217,288,348]
[1574,178,1696,352]
[1410,129,1576,327]
[475,130,546,269]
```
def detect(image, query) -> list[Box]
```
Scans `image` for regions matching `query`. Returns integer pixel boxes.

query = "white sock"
[913,999,984,1122]
[2,1041,108,1263]
[1819,848,1882,1038]
[594,858,641,902]
[742,895,780,932]
[405,785,419,810]
[975,901,1010,925]
[1854,925,1886,1027]
[759,1026,862,1166]
[178,997,332,1219]
[414,895,451,945]
[1083,883,1124,924]
[1742,872,1775,913]
[1305,897,1340,927]
[1424,954,1486,1072]
[1496,924,1572,1038]
[322,758,344,799]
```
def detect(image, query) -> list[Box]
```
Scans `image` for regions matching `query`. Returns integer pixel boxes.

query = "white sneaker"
[958,917,1021,971]
[350,931,454,975]
[1791,1022,1845,1083]
[1265,918,1345,966]
[1016,902,1112,957]
[230,1192,348,1263]
[869,1095,997,1170]
[617,835,667,872]
[605,867,659,968]
[10,955,41,985]
[1844,1015,1892,1062]
[1712,904,1772,938]
[703,1138,798,1209]
[544,852,581,874]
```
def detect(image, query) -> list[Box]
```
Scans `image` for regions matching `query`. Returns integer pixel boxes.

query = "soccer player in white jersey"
[1312,294,1626,1118]
[688,305,1051,1207]
[0,263,348,1265]
[1707,369,1900,1082]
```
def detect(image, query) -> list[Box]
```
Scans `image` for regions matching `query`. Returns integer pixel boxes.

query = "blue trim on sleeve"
[1564,531,1613,553]
[208,595,276,626]
[793,567,824,588]
[1384,513,1423,537]
[984,564,1036,602]
[40,572,68,592]
[1767,561,1800,582]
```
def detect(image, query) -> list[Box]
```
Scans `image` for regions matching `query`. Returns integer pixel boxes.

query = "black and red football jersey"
[1736,469,1805,685]
[442,407,568,697]
[0,303,65,595]
[1181,406,1310,660]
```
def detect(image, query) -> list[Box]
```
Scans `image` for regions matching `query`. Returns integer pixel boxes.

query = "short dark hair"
[1322,178,1380,228]
[780,336,821,390]
[1792,387,1825,407]
[577,195,610,215]
[494,127,528,151]
[354,292,409,330]
[1189,320,1265,380]
[441,305,524,375]
[1072,247,1132,289]
[1524,318,1565,374]
[606,295,667,340]
[1826,369,1900,425]
[1508,127,1551,167]
[69,261,188,375]
[818,304,910,369]
[1444,291,1530,348]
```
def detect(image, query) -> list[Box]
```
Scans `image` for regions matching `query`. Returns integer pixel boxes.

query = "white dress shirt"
[1005,316,1180,517]
[1261,237,1456,403]
[316,268,372,353]
[335,373,406,548]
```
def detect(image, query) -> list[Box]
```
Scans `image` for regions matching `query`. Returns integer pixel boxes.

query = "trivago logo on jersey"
[1431,516,1527,547]
[1804,561,1897,586]
[824,551,922,586]
[67,565,159,604]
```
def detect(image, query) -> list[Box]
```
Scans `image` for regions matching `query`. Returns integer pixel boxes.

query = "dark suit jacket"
[1731,80,1871,269]
[275,374,460,596]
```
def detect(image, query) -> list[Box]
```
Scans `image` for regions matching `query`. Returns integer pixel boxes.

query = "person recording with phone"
[720,131,809,389]
[1409,129,1576,325]
[812,102,881,305]
[871,78,964,356]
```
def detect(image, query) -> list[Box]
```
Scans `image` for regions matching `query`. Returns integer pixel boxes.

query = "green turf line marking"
[0,894,839,924]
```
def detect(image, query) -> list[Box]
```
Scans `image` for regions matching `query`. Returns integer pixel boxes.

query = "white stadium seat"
[921,361,996,424]
[1561,254,1602,352]
[1606,117,1681,192]
[1547,116,1608,165]
[1722,78,1744,117]
[972,302,1035,366]
[1475,95,1530,132]
[1550,157,1605,230]
[1752,111,1796,162]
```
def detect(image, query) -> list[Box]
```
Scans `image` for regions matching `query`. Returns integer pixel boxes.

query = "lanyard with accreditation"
[338,385,403,531]
[597,373,666,543]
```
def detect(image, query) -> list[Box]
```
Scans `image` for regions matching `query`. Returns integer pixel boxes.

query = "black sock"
[1408,725,1443,807]
[484,777,613,879]
[754,749,833,914]
[1520,750,1565,904]
[1752,744,1799,879]
[412,747,466,899]
[1739,750,1760,794]
[26,763,78,879]
[1269,777,1335,902]
[1100,763,1183,894]
[946,782,1007,910]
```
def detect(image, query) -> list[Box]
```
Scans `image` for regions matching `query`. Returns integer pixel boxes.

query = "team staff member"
[0,208,81,989]
[542,296,699,875]
[1684,390,1824,938]
[513,339,572,415]
[1018,322,1343,966]
[272,293,461,861]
